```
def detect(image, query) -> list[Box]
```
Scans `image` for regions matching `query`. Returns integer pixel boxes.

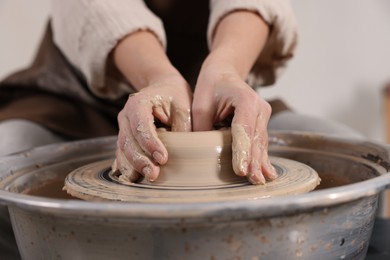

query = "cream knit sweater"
[51,0,298,99]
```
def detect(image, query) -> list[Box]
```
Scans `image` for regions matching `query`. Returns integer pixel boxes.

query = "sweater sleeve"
[51,0,166,99]
[208,0,298,87]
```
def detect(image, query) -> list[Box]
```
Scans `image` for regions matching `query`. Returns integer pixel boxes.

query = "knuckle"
[258,136,268,149]
[140,138,158,154]
[117,109,126,121]
[117,134,127,151]
[127,151,148,172]
[261,100,272,115]
[237,89,256,102]
[251,98,271,118]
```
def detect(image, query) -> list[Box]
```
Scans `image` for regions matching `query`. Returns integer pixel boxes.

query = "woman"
[0,0,298,183]
[0,0,300,258]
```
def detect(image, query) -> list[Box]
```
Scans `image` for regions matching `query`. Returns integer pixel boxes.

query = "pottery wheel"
[64,157,320,203]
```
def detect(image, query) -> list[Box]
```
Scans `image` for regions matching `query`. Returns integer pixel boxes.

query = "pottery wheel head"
[64,130,321,203]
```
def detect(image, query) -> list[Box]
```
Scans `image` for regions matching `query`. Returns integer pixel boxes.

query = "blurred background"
[1,0,390,142]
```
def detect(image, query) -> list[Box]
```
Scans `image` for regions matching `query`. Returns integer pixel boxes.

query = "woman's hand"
[192,10,276,184]
[111,31,191,182]
[114,76,192,182]
[193,68,277,184]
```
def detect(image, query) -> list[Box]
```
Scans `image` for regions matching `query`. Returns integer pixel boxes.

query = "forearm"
[193,11,275,183]
[113,30,180,91]
[205,11,269,79]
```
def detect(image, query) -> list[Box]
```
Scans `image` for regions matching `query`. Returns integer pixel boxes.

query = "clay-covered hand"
[192,10,275,184]
[111,30,192,182]
[192,70,277,184]
[113,76,192,182]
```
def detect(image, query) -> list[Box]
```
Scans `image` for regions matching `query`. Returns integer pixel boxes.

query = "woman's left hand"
[192,65,277,184]
[192,10,276,184]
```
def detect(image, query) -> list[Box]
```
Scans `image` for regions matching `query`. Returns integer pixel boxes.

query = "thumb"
[171,105,192,132]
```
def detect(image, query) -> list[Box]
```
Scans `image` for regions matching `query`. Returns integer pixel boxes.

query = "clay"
[64,130,321,202]
[28,172,348,200]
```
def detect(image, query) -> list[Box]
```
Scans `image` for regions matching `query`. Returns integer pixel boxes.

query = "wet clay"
[63,130,321,202]
[64,157,320,202]
[25,172,347,200]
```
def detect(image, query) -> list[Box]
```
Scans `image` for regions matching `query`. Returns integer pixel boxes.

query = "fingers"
[125,98,168,165]
[171,105,192,132]
[116,91,192,182]
[249,113,277,184]
[231,123,250,177]
[116,125,160,182]
[116,95,165,182]
[112,149,140,183]
[230,93,259,176]
[147,94,192,132]
[192,91,215,131]
[231,95,275,184]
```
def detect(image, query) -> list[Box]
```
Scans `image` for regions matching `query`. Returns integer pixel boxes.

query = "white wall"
[0,0,51,78]
[261,0,390,142]
[1,0,389,142]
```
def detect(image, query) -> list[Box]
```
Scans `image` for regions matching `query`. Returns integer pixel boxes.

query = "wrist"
[199,52,241,83]
[208,10,269,79]
[114,30,179,91]
[144,73,189,91]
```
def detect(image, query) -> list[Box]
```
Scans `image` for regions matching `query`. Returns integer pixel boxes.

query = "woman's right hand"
[111,31,192,182]
[113,75,192,182]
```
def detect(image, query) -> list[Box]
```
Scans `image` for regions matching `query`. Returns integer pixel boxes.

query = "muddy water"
[25,179,76,200]
[315,175,350,190]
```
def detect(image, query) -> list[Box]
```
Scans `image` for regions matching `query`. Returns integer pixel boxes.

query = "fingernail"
[266,164,278,180]
[153,151,165,164]
[142,166,153,181]
[249,173,266,185]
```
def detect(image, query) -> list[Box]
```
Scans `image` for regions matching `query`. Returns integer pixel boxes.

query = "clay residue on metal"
[362,153,390,172]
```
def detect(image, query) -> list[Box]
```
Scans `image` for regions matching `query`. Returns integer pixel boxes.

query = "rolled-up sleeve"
[51,0,166,98]
[208,0,298,87]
